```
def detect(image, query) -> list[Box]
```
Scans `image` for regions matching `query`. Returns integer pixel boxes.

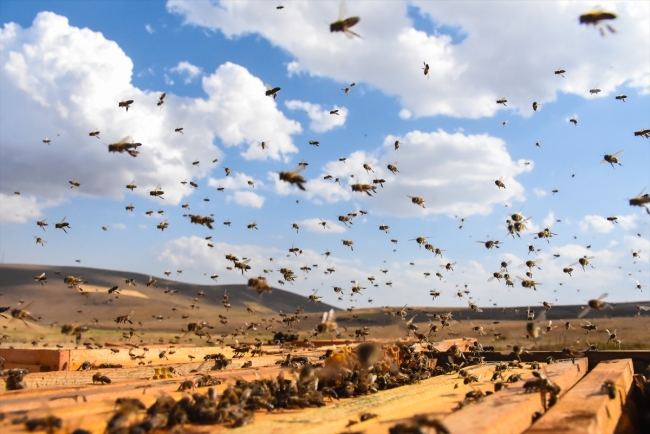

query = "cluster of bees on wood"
[2,4,650,432]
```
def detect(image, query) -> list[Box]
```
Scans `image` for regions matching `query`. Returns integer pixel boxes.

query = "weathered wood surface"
[527,359,634,434]
[440,358,588,434]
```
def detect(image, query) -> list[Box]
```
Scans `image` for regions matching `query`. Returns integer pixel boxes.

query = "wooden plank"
[527,359,634,434]
[440,358,588,434]
[468,351,650,372]
[0,348,66,371]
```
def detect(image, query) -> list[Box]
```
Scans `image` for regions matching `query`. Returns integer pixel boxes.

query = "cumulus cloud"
[284,100,347,132]
[227,191,265,208]
[145,24,154,34]
[297,218,346,234]
[0,193,59,224]
[170,61,202,83]
[303,129,531,217]
[0,12,301,209]
[533,188,547,198]
[167,1,649,118]
[580,214,638,233]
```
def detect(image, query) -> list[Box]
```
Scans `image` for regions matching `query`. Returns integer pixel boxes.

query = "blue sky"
[1,1,649,309]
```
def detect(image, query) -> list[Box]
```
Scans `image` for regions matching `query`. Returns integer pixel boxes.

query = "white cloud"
[580,215,616,234]
[398,108,412,119]
[112,223,126,230]
[304,129,531,217]
[297,218,346,234]
[167,1,649,118]
[170,61,202,84]
[0,12,301,209]
[533,188,547,198]
[227,190,265,208]
[145,24,154,34]
[0,193,59,224]
[285,100,347,133]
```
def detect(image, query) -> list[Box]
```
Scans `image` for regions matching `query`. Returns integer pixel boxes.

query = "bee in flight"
[265,83,281,99]
[601,150,624,168]
[330,0,361,38]
[422,62,430,79]
[579,8,616,36]
[118,99,134,111]
[278,162,307,191]
[89,129,100,139]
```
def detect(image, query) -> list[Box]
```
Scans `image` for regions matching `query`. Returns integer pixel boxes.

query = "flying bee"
[247,221,258,230]
[422,62,430,78]
[615,94,627,102]
[118,99,134,111]
[536,226,556,243]
[34,272,47,285]
[342,239,354,251]
[632,249,641,259]
[554,68,566,77]
[342,83,355,95]
[569,116,578,125]
[235,258,252,275]
[156,219,168,231]
[146,276,157,287]
[36,218,48,231]
[570,255,595,271]
[330,0,361,38]
[55,216,70,233]
[247,277,272,296]
[590,86,601,94]
[157,91,166,106]
[34,236,46,246]
[488,272,503,283]
[407,195,426,208]
[409,236,430,249]
[532,101,540,111]
[107,136,140,154]
[386,161,400,174]
[496,97,507,106]
[89,129,100,139]
[278,162,307,191]
[634,129,650,139]
[526,321,540,339]
[316,309,338,335]
[192,159,200,166]
[495,177,506,189]
[175,127,184,134]
[42,137,51,145]
[629,188,650,214]
[517,276,541,291]
[69,179,80,188]
[149,184,164,199]
[330,109,339,115]
[579,8,616,36]
[634,280,643,291]
[468,301,483,313]
[372,178,386,188]
[601,150,624,168]
[125,180,137,191]
[308,289,322,303]
[351,183,377,196]
[563,267,574,276]
[477,240,500,249]
[578,293,610,319]
[440,262,456,272]
[520,258,543,271]
[265,83,281,99]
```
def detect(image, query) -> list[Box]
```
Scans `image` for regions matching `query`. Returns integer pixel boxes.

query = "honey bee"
[408,195,426,208]
[495,177,506,189]
[632,249,641,259]
[488,272,503,282]
[34,236,46,246]
[92,372,112,384]
[55,216,70,233]
[33,272,47,285]
[570,255,594,271]
[36,218,48,231]
[149,184,164,199]
[146,276,157,287]
[373,178,386,188]
[569,116,578,125]
[342,83,355,95]
[330,109,339,115]
[156,219,168,231]
[42,137,51,145]
[107,136,140,155]
[422,62,430,78]
[265,83,281,99]
[118,99,134,111]
[615,94,627,102]
[89,129,100,138]
[157,92,166,106]
[247,221,258,230]
[532,101,540,111]
[601,150,624,168]
[496,97,507,106]
[590,86,601,94]
[477,240,500,249]
[536,226,556,243]
[521,258,543,271]
[351,183,377,196]
[174,127,184,134]
[554,68,566,77]
[69,179,81,188]
[342,239,354,251]
[278,163,307,190]
[634,129,650,139]
[440,262,456,272]
[517,276,541,291]
[330,0,361,38]
[379,221,389,233]
[235,258,252,275]
[386,162,400,174]
[629,188,650,214]
[578,293,610,319]
[316,309,338,335]
[318,218,330,229]
[248,276,272,296]
[579,8,617,36]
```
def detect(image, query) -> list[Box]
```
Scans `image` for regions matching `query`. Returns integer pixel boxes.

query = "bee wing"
[60,216,67,223]
[117,136,132,145]
[639,306,650,311]
[338,0,348,20]
[156,184,162,190]
[37,272,45,278]
[241,258,252,265]
[450,262,457,266]
[612,150,625,157]
[265,83,273,91]
[577,307,591,319]
[598,292,609,300]
[568,261,579,267]
[536,259,544,264]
